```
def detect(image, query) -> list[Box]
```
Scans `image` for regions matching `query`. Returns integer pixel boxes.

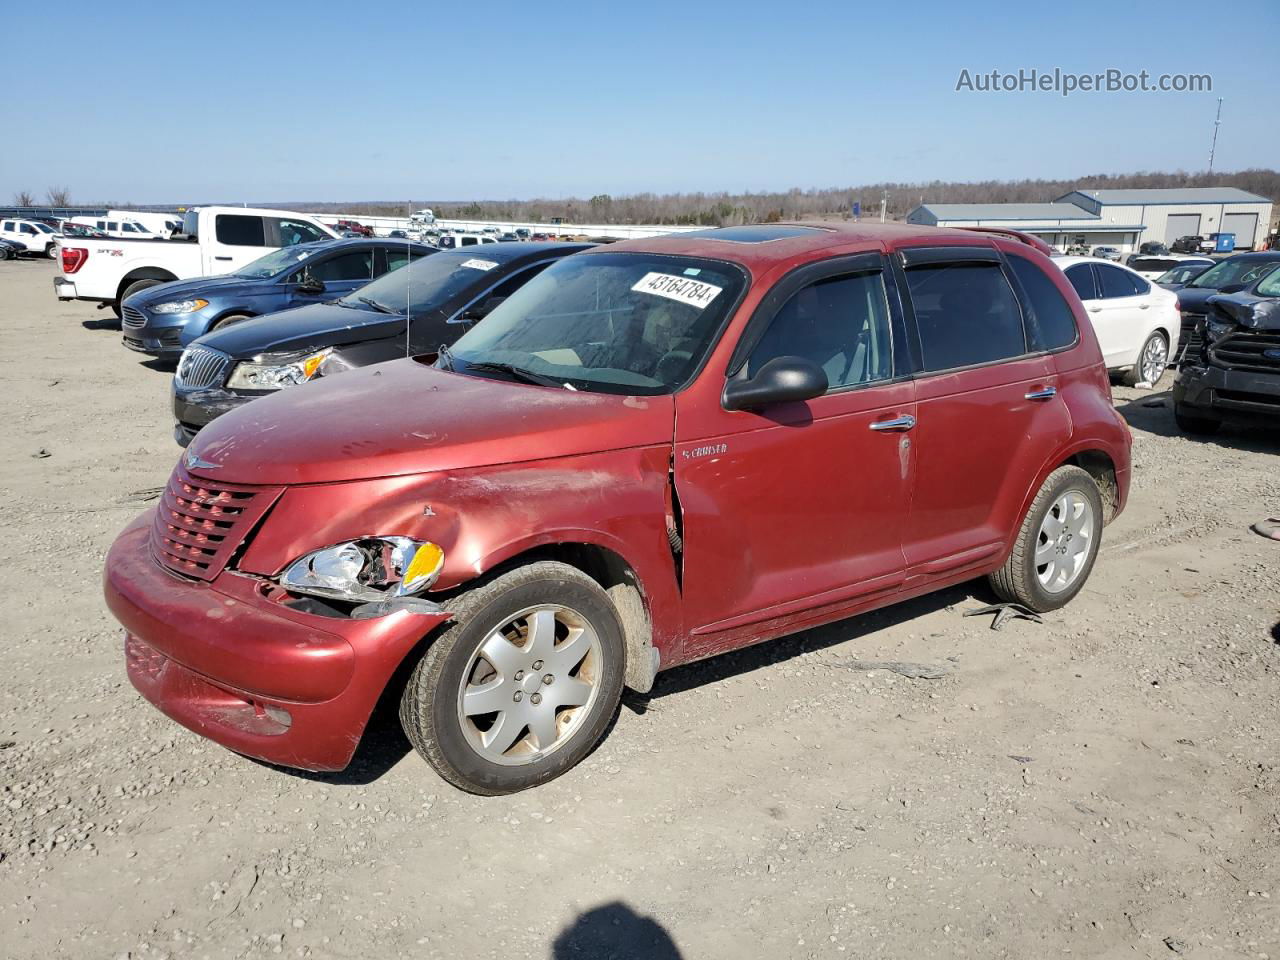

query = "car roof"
[593,222,1041,275]
[1052,255,1134,270]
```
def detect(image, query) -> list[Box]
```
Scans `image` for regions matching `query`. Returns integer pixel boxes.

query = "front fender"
[236,445,683,658]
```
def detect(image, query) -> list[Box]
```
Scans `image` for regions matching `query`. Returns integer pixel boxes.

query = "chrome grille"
[1209,330,1280,373]
[150,466,283,580]
[175,346,229,389]
[121,305,148,329]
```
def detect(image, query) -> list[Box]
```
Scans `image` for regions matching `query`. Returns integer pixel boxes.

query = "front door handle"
[870,414,916,432]
[1139,303,1150,309]
[1087,306,1101,313]
[1025,386,1058,401]
[214,256,232,261]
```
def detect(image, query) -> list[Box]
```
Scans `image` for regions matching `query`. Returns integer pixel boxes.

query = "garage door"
[1220,212,1258,250]
[1165,213,1202,245]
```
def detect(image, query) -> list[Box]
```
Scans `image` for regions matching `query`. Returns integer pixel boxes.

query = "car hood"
[194,302,403,358]
[1205,293,1280,331]
[185,359,675,485]
[132,274,272,305]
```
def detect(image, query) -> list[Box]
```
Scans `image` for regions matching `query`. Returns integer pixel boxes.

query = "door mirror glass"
[294,272,325,294]
[723,356,828,411]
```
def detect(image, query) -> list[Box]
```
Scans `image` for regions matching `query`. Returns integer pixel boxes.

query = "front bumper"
[1173,363,1280,421]
[172,381,258,446]
[104,513,449,771]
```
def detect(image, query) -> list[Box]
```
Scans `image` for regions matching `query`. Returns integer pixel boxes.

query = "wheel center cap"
[520,672,542,694]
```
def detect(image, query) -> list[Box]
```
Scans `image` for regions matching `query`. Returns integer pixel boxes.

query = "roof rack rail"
[957,227,1055,257]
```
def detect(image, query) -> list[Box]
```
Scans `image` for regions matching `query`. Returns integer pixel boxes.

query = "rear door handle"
[1025,386,1058,401]
[870,414,916,432]
[214,256,232,261]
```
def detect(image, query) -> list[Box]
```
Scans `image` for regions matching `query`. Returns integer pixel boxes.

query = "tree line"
[294,168,1280,226]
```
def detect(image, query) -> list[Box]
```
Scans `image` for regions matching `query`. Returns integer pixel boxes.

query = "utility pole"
[1208,97,1223,174]
[879,188,888,223]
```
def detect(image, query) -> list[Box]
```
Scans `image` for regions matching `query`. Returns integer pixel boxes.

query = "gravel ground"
[1,259,1278,960]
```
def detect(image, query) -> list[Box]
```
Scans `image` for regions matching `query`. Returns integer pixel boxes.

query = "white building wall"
[1090,202,1271,249]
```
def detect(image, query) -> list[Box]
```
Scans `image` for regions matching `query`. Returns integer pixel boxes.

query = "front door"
[1090,263,1151,369]
[675,256,916,653]
[285,247,377,308]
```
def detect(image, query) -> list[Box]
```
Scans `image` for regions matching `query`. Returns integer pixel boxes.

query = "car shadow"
[1114,389,1279,450]
[140,356,178,373]
[80,316,120,332]
[624,579,984,713]
[552,901,683,959]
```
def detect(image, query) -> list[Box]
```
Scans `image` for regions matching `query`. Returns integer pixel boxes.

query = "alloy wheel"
[455,604,602,765]
[1035,491,1095,593]
[1140,334,1168,384]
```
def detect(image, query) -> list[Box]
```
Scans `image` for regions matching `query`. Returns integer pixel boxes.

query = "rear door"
[896,246,1071,583]
[204,213,273,273]
[675,254,916,649]
[1091,263,1150,367]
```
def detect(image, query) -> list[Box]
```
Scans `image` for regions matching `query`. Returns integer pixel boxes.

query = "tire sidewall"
[422,574,625,794]
[1016,471,1104,611]
[121,278,162,304]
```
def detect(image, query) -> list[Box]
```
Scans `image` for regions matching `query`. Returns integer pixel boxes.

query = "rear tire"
[45,243,58,260]
[1173,403,1221,436]
[399,561,625,795]
[1125,331,1168,386]
[990,465,1104,613]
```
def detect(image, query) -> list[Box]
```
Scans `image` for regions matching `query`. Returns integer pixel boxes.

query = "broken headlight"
[279,537,445,603]
[226,348,351,391]
[1204,317,1235,342]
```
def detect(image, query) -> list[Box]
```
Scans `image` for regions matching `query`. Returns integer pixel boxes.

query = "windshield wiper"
[357,296,398,315]
[461,359,567,387]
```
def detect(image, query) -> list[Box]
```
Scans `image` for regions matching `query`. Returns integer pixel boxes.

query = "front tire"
[990,465,1104,613]
[1125,331,1169,386]
[1173,403,1221,436]
[209,313,251,331]
[399,561,626,795]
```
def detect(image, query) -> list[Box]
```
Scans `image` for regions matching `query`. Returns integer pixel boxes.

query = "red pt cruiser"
[105,223,1131,794]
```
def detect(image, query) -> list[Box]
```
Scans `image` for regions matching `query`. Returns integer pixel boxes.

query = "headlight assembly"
[226,348,351,390]
[151,298,209,314]
[279,537,445,602]
[1204,317,1234,342]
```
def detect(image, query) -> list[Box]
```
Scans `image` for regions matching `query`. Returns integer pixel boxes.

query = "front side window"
[1188,257,1280,289]
[21,224,35,234]
[301,250,374,283]
[446,252,746,395]
[905,261,1026,372]
[1097,265,1147,298]
[747,270,892,391]
[215,214,266,246]
[1253,266,1280,298]
[1008,254,1078,350]
[276,218,330,247]
[122,223,138,233]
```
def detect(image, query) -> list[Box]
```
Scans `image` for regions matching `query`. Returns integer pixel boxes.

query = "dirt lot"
[1,257,1277,960]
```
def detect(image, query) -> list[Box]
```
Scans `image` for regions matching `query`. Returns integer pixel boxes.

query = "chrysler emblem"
[185,449,221,470]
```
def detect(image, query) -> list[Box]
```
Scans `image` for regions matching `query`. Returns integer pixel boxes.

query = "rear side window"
[216,214,266,246]
[1007,254,1078,350]
[904,261,1026,372]
[748,270,893,390]
[1097,265,1147,298]
[1064,264,1096,301]
[384,246,431,273]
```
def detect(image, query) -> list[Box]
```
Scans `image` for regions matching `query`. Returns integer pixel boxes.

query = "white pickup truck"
[54,205,337,314]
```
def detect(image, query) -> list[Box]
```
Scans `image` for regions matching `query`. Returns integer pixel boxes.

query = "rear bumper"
[1173,363,1280,421]
[53,276,78,300]
[104,513,449,771]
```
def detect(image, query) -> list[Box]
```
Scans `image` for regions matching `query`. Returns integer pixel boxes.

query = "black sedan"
[171,242,591,445]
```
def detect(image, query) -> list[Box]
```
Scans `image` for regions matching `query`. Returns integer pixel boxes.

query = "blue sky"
[3,0,1276,204]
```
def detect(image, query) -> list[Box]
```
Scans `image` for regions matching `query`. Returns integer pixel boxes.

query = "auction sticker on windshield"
[631,272,723,309]
[461,258,498,271]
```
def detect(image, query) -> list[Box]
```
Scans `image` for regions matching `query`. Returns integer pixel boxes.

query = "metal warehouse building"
[906,187,1273,253]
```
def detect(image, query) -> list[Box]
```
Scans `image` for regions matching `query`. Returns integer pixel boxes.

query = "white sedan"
[1054,256,1181,386]
[1124,253,1215,282]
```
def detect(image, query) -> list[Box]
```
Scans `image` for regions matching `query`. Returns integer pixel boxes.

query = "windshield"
[1157,263,1210,285]
[444,252,746,395]
[1189,257,1280,289]
[1253,266,1280,298]
[338,247,502,315]
[236,244,323,278]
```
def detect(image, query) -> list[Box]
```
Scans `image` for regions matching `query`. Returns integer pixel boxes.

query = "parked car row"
[100,221,1140,795]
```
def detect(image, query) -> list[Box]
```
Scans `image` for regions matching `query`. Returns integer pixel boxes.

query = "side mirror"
[723,356,828,412]
[296,276,325,295]
[460,295,506,322]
